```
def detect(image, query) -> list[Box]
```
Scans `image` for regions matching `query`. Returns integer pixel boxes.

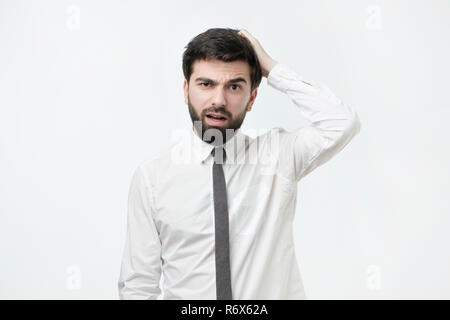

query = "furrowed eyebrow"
[194,77,247,85]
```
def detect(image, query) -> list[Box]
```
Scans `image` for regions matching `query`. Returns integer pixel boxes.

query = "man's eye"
[199,83,240,90]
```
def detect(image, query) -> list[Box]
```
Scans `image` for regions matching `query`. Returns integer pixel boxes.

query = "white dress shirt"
[118,62,361,300]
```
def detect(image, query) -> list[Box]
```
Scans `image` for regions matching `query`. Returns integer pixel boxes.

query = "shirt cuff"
[267,62,315,94]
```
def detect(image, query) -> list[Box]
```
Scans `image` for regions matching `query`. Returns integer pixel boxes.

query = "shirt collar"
[190,125,248,164]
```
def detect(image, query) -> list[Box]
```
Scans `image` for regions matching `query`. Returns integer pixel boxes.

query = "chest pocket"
[228,171,294,238]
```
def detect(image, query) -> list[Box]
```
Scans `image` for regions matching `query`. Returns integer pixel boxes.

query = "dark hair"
[182,28,262,91]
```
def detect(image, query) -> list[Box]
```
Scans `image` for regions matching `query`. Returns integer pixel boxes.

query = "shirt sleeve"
[267,63,361,182]
[118,164,162,299]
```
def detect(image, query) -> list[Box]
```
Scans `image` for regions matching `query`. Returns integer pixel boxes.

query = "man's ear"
[183,79,189,105]
[246,88,258,112]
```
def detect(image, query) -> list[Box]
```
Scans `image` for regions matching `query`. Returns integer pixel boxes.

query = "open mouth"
[206,114,227,121]
[205,113,228,125]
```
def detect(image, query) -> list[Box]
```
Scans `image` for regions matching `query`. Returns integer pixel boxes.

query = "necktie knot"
[212,147,226,164]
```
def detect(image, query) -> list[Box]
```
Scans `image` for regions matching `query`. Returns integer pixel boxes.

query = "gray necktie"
[211,147,232,300]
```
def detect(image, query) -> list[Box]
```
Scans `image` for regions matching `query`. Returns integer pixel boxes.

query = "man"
[118,28,361,300]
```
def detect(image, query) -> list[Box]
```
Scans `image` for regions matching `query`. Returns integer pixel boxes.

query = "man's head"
[182,28,262,145]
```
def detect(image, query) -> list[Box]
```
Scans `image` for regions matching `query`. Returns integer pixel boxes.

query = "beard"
[188,95,250,146]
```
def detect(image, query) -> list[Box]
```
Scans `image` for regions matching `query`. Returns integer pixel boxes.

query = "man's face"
[183,58,257,144]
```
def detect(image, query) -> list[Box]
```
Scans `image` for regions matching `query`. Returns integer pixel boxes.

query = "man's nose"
[211,86,227,107]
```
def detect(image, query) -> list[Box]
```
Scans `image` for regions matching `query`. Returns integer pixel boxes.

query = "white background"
[1,0,449,299]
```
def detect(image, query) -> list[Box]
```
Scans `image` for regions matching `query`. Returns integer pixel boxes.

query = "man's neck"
[192,124,239,146]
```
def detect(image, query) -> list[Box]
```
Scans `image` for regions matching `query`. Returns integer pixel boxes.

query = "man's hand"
[238,29,278,78]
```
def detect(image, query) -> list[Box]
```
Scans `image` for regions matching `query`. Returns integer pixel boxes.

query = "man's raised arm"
[267,63,361,181]
[238,29,361,182]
